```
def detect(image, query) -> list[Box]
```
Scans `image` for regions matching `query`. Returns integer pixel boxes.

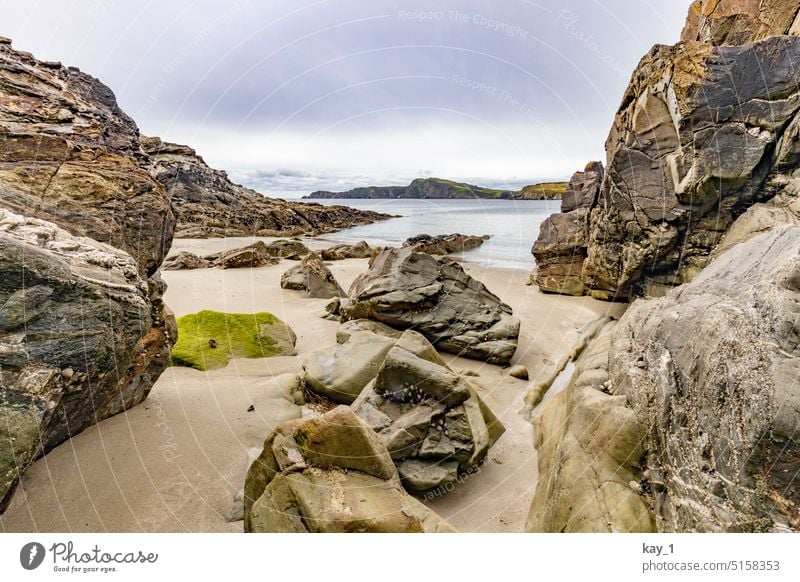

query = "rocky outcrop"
[244,406,455,532]
[142,137,390,238]
[162,251,211,270]
[342,248,519,365]
[527,321,654,533]
[320,240,378,260]
[532,162,603,296]
[0,210,175,511]
[0,39,174,275]
[163,240,310,270]
[533,2,800,299]
[280,253,346,299]
[403,233,490,255]
[0,39,175,513]
[682,0,800,45]
[529,226,800,532]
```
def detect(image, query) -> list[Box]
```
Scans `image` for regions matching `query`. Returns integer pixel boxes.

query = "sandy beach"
[0,237,624,533]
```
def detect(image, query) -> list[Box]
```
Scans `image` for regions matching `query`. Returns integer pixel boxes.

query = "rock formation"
[302,321,505,494]
[403,233,490,255]
[529,224,800,533]
[0,38,175,512]
[532,162,603,296]
[352,343,505,494]
[244,406,455,532]
[0,211,175,511]
[163,240,310,270]
[342,248,519,365]
[533,2,800,299]
[319,240,378,260]
[280,253,346,299]
[142,137,390,238]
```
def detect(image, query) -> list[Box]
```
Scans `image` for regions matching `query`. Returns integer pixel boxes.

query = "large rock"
[532,162,603,296]
[0,39,175,514]
[320,240,378,260]
[244,406,455,532]
[142,137,391,238]
[534,15,800,298]
[162,251,210,270]
[353,344,505,494]
[403,233,490,255]
[0,210,175,512]
[530,226,800,532]
[214,241,281,269]
[342,247,519,365]
[280,252,346,298]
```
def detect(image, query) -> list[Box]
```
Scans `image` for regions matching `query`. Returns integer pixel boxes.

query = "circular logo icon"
[19,542,46,570]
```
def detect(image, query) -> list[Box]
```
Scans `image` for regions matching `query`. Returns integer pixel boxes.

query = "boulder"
[303,331,397,404]
[280,253,346,299]
[403,233,490,255]
[244,406,455,532]
[352,340,505,494]
[215,241,280,269]
[0,210,176,512]
[162,251,211,270]
[320,240,378,260]
[171,310,296,371]
[342,247,519,365]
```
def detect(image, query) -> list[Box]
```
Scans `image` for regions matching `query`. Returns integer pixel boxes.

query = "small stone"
[507,365,529,380]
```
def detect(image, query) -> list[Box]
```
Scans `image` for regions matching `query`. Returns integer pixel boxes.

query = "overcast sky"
[1,0,690,196]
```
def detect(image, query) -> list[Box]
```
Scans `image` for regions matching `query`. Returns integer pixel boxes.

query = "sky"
[1,0,691,197]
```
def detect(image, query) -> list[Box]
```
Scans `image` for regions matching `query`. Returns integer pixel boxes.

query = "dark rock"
[342,247,519,365]
[403,233,490,255]
[280,252,346,299]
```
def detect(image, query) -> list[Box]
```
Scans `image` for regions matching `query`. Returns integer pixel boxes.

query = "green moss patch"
[171,310,295,371]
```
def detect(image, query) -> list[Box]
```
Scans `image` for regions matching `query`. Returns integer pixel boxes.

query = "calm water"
[303,199,560,271]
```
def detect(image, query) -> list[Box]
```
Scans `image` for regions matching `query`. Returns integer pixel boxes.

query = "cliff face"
[533,1,800,299]
[142,137,391,238]
[528,1,800,533]
[0,37,175,511]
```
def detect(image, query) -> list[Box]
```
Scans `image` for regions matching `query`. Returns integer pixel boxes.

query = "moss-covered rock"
[171,310,296,371]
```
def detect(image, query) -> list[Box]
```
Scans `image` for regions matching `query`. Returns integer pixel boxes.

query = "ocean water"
[304,198,561,271]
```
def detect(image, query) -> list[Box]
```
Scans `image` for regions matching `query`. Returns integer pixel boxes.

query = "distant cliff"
[142,137,392,238]
[304,177,567,200]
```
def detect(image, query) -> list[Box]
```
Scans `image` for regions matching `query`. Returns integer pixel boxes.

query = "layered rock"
[0,210,175,511]
[0,39,175,512]
[342,248,519,365]
[534,3,800,299]
[532,162,603,296]
[403,233,490,256]
[530,226,800,532]
[243,406,455,532]
[319,240,378,260]
[682,0,800,45]
[142,137,390,238]
[280,252,346,299]
[163,239,310,270]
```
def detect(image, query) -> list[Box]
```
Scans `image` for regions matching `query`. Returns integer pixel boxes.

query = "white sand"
[0,241,624,533]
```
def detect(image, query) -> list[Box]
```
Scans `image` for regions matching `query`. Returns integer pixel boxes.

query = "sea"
[302,198,560,271]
